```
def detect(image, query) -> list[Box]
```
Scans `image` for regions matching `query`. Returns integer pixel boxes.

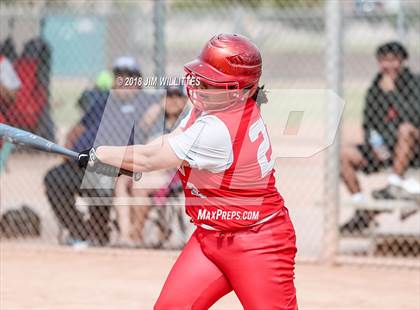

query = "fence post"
[153,0,166,79]
[324,0,343,265]
[396,0,406,42]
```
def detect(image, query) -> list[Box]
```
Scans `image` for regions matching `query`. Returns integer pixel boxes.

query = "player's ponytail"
[253,85,268,107]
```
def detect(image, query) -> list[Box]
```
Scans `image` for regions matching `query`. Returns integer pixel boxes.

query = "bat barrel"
[0,124,141,180]
[0,124,78,159]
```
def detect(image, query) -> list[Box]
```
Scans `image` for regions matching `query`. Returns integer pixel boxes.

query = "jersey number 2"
[249,118,275,178]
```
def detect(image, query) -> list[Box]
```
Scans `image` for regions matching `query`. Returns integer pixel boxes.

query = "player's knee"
[340,151,347,163]
[398,122,415,139]
[342,146,364,167]
[340,148,353,166]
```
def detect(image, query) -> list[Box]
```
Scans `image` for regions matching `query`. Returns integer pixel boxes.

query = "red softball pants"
[154,211,298,309]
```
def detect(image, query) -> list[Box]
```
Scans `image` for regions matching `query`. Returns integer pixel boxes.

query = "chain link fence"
[0,0,419,266]
[338,2,420,265]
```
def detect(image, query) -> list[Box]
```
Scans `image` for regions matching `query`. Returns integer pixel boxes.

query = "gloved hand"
[77,148,92,168]
[78,148,121,177]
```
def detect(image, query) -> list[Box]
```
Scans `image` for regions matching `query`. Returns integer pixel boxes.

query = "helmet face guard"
[183,34,262,112]
[185,70,252,112]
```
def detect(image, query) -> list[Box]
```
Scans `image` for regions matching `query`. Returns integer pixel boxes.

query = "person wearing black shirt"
[340,42,420,232]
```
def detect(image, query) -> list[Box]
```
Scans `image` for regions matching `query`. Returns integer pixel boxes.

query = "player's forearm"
[96,145,146,172]
[96,138,181,173]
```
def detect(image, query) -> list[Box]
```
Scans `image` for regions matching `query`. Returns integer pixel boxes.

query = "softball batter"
[79,33,297,309]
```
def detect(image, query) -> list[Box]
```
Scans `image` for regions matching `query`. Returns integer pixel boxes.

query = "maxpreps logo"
[197,209,260,221]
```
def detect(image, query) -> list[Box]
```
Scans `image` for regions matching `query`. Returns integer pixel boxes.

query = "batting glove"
[78,148,121,177]
[77,148,92,168]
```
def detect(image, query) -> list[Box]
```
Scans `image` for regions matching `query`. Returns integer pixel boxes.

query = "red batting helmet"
[184,33,262,111]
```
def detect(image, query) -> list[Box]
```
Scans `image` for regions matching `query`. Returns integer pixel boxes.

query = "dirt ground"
[0,244,419,310]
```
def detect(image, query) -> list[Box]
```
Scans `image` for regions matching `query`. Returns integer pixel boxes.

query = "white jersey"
[168,109,233,173]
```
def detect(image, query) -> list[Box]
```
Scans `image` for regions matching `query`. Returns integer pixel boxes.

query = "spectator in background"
[0,54,21,122]
[78,70,113,113]
[114,84,190,248]
[44,56,159,246]
[340,42,420,232]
